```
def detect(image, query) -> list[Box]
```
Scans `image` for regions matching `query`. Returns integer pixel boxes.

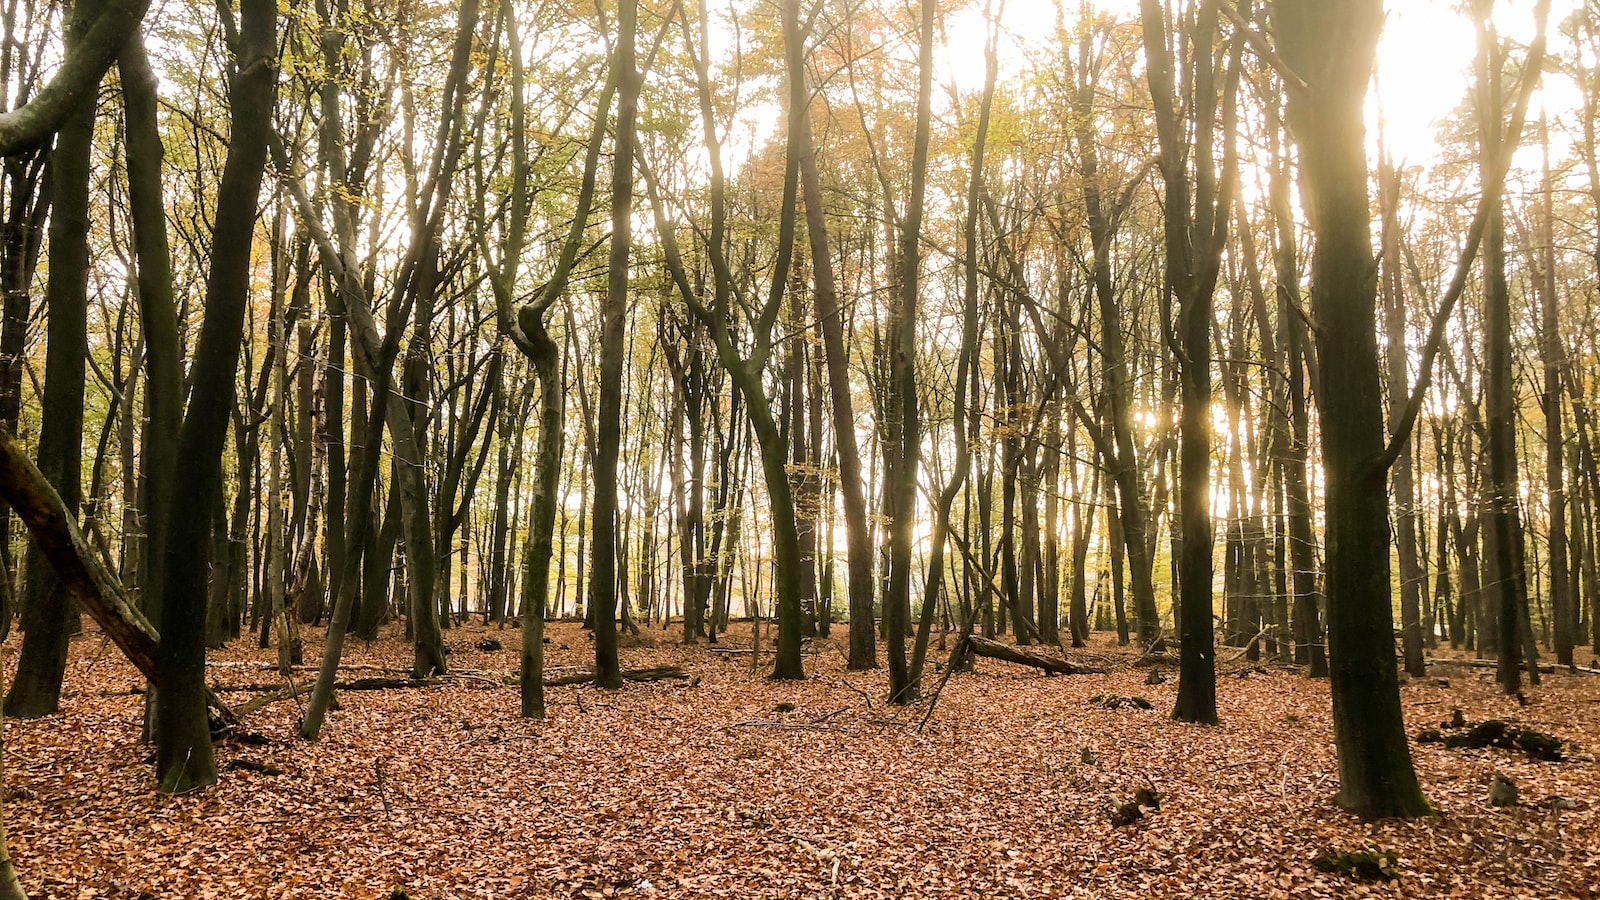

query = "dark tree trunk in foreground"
[5,0,98,720]
[1275,0,1431,820]
[153,0,275,792]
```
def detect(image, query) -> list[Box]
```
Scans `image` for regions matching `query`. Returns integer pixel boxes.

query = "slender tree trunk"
[1475,3,1538,694]
[1140,0,1234,722]
[1270,91,1327,677]
[882,0,935,705]
[1379,160,1426,677]
[300,367,388,740]
[1072,30,1160,648]
[590,0,639,690]
[1538,113,1575,667]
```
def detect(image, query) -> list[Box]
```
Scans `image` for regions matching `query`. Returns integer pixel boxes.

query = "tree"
[590,0,640,691]
[1473,0,1548,695]
[643,0,811,681]
[876,0,936,704]
[153,0,276,792]
[794,19,876,672]
[477,0,613,715]
[1139,0,1239,725]
[5,0,99,720]
[1273,0,1431,820]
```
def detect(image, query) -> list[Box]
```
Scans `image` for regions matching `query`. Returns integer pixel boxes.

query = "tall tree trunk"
[1072,27,1160,648]
[1538,112,1575,667]
[1379,160,1426,677]
[1140,0,1236,723]
[590,0,639,690]
[1269,87,1327,678]
[5,0,98,719]
[881,0,935,705]
[153,0,275,792]
[794,95,874,665]
[1275,0,1430,819]
[1475,1,1542,694]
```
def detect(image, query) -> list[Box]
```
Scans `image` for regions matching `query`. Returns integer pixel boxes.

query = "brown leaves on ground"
[6,623,1598,899]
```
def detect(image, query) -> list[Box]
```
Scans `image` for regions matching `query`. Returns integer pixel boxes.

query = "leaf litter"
[6,622,1599,898]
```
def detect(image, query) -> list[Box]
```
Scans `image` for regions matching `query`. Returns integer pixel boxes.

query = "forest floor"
[5,619,1599,899]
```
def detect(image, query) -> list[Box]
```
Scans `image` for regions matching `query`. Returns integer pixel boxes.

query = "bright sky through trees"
[939,0,1576,165]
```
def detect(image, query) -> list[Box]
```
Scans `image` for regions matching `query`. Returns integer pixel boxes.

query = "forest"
[0,0,1597,895]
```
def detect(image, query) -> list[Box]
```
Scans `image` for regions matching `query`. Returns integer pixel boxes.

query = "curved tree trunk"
[154,0,276,793]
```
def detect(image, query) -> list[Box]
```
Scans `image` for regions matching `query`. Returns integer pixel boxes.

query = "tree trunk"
[881,0,935,705]
[1269,86,1327,678]
[1379,160,1426,677]
[589,0,639,691]
[794,96,873,665]
[153,0,275,792]
[1538,113,1575,667]
[5,0,97,720]
[1275,0,1430,820]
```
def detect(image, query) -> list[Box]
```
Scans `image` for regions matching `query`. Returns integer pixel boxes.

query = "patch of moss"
[1314,848,1399,882]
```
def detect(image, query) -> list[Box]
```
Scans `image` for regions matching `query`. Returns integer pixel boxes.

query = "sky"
[937,0,1584,167]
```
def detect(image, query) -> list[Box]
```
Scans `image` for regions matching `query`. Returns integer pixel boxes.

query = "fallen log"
[227,677,445,718]
[1421,657,1600,676]
[967,636,1105,676]
[708,647,822,657]
[230,681,314,718]
[230,666,694,715]
[0,426,236,724]
[542,666,691,687]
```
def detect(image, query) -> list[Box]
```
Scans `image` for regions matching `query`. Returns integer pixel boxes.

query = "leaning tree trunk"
[153,0,275,793]
[299,367,388,740]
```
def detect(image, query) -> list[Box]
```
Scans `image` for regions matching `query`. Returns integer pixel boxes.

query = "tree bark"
[153,0,275,793]
[590,0,639,691]
[795,82,875,670]
[1275,0,1431,820]
[6,0,97,719]
[1379,160,1426,677]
